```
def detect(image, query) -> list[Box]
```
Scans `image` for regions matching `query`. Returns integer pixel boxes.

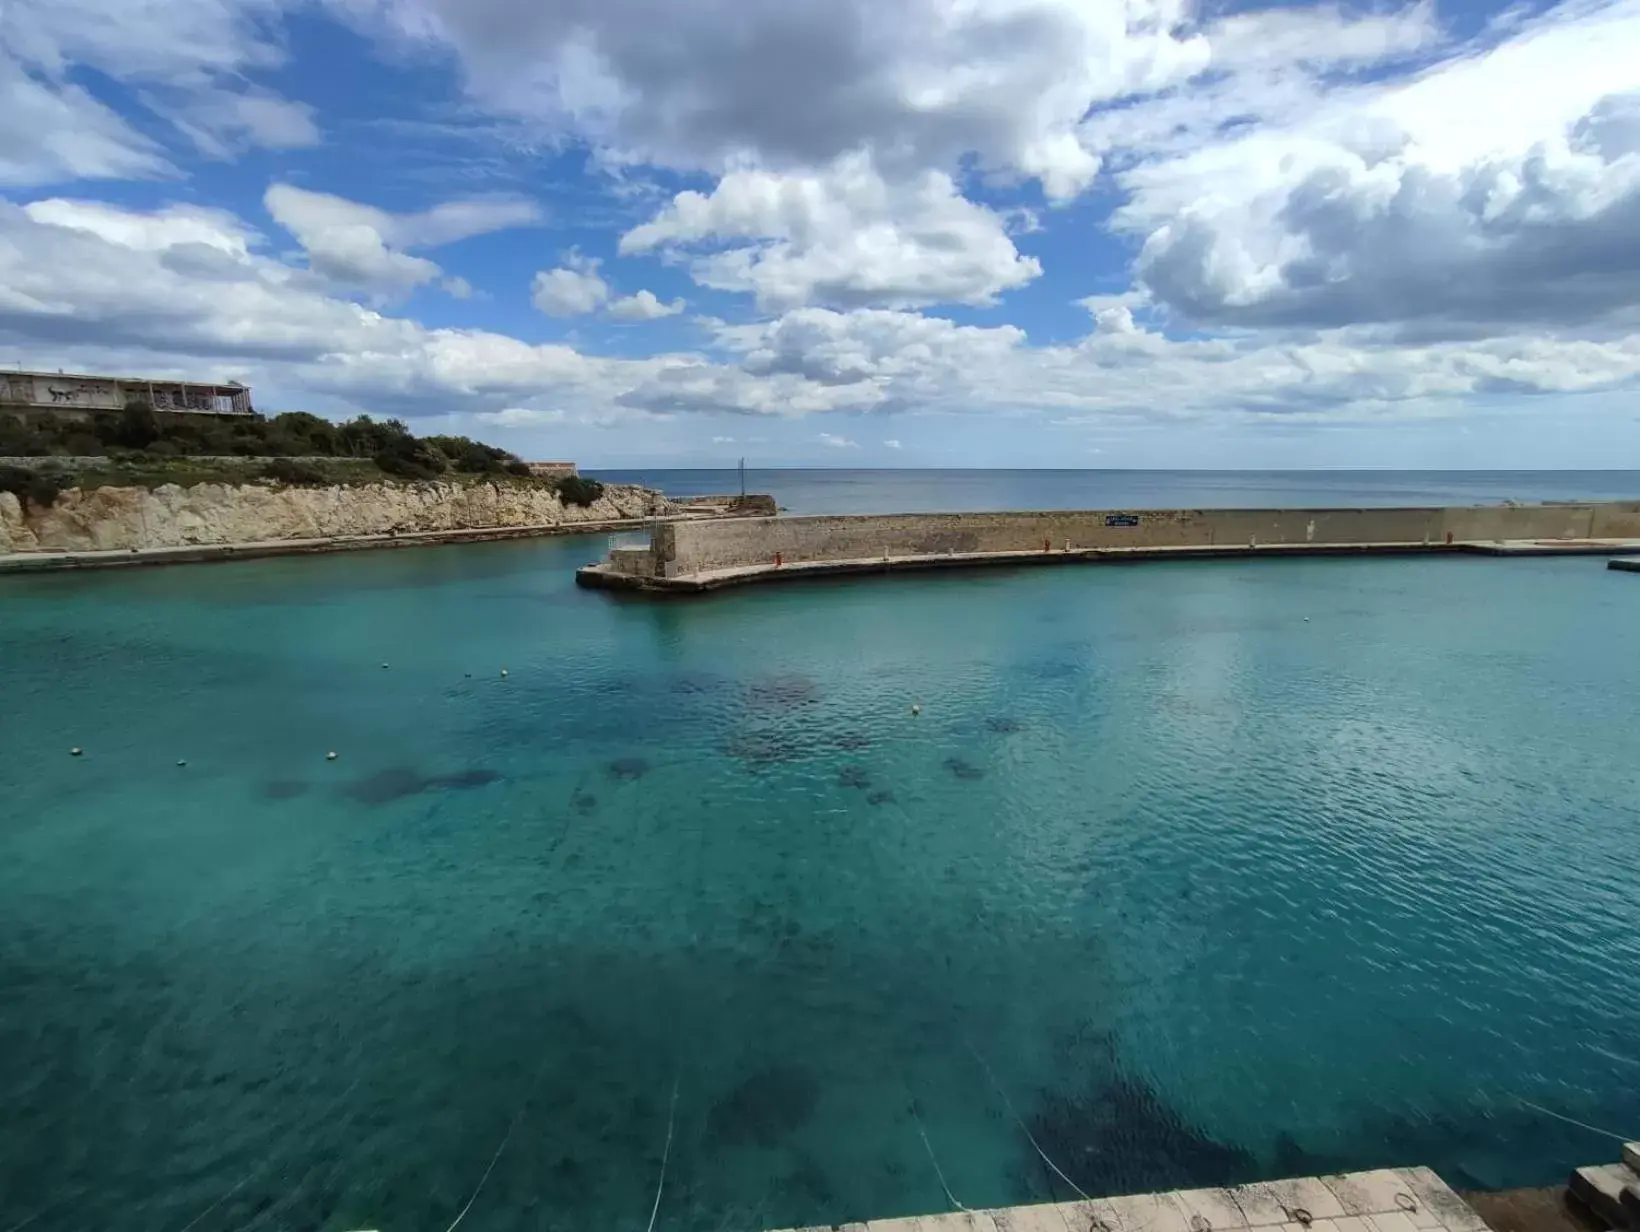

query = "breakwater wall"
[579,501,1640,592]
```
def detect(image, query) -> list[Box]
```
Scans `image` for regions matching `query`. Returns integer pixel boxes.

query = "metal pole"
[739,456,745,500]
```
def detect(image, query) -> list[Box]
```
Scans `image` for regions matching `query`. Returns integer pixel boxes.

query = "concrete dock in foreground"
[576,502,1640,594]
[770,1165,1493,1232]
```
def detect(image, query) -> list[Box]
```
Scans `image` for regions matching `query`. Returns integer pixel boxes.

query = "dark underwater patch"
[607,757,650,782]
[721,728,810,768]
[1024,1071,1257,1197]
[262,779,309,801]
[837,766,872,790]
[943,757,985,781]
[746,675,821,710]
[707,1063,821,1148]
[341,766,500,805]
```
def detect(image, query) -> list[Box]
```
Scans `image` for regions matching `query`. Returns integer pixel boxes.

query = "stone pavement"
[772,1166,1492,1232]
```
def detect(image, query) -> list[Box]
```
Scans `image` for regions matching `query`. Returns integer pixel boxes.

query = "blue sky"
[2,0,1639,468]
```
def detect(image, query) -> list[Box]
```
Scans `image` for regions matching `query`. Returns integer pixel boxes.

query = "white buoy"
[1304,616,1311,622]
[70,747,83,757]
[381,662,390,669]
[911,703,922,716]
[326,751,338,761]
[501,668,509,678]
[177,759,187,767]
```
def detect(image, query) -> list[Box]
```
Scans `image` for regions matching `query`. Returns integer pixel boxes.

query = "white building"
[0,369,253,418]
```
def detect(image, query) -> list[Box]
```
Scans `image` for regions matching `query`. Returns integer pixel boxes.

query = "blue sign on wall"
[1105,514,1140,527]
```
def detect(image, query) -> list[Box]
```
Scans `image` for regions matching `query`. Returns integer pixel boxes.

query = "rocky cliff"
[0,480,676,554]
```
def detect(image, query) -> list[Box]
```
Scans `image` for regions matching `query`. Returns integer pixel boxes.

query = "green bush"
[262,458,328,485]
[424,434,525,475]
[60,430,104,456]
[373,438,446,481]
[0,418,55,456]
[554,474,605,507]
[114,402,161,449]
[0,465,63,509]
[269,411,338,455]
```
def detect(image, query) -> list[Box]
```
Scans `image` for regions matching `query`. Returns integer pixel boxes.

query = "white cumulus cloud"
[608,289,685,320]
[1114,0,1640,337]
[531,252,610,316]
[622,153,1040,310]
[266,183,542,298]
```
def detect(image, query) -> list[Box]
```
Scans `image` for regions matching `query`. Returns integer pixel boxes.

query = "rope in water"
[1515,1096,1635,1144]
[963,1037,1092,1202]
[645,1074,682,1232]
[441,1061,550,1232]
[164,1076,363,1232]
[905,1084,974,1214]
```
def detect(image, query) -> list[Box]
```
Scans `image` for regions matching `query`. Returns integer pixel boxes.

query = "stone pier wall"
[654,503,1640,578]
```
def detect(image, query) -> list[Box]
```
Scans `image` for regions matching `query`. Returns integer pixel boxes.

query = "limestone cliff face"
[0,480,675,554]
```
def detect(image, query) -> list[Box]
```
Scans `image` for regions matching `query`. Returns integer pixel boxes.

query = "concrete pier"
[770,1165,1493,1232]
[1609,558,1640,573]
[576,502,1640,594]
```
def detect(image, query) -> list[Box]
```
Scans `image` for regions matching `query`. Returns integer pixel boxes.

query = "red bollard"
[774,551,783,567]
[1043,538,1050,553]
[1444,531,1453,545]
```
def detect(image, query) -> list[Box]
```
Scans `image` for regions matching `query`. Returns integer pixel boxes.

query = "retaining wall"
[655,503,1640,577]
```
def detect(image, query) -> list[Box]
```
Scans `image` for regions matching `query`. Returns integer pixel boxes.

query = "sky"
[2,0,1639,468]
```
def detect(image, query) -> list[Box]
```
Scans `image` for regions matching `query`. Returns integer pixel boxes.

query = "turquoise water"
[4,539,1640,1232]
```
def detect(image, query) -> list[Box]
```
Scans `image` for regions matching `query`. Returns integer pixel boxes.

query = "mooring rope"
[1515,1096,1635,1144]
[169,1076,361,1232]
[905,1082,974,1214]
[2,1195,69,1232]
[963,1037,1092,1202]
[645,1073,682,1232]
[441,1059,550,1232]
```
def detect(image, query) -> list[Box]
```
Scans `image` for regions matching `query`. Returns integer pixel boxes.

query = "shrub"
[114,402,160,449]
[0,465,63,509]
[269,411,338,456]
[0,418,53,456]
[339,415,413,458]
[373,439,446,481]
[554,474,605,507]
[262,458,328,486]
[424,434,525,475]
[60,430,104,456]
[504,459,531,477]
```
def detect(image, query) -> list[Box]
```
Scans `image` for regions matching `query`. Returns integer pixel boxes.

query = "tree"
[113,402,160,449]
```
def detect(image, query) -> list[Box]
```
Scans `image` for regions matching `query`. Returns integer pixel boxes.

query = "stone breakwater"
[0,480,676,555]
[579,501,1640,593]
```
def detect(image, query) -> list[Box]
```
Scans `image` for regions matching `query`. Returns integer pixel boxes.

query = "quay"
[770,1149,1638,1232]
[576,502,1640,594]
[770,1167,1494,1232]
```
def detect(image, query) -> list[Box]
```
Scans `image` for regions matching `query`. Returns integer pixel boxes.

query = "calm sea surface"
[3,472,1640,1231]
[591,468,1640,514]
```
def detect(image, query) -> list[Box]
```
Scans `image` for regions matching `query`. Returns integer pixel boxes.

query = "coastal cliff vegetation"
[0,405,602,504]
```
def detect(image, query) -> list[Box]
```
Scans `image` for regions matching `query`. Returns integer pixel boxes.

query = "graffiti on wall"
[0,375,38,403]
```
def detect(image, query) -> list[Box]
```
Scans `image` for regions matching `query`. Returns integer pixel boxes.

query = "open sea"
[3,471,1640,1232]
[589,468,1640,515]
